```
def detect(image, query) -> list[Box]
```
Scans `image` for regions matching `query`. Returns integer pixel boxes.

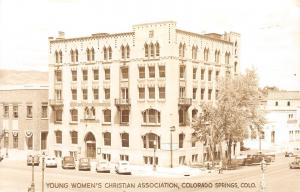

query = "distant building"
[245,91,300,151]
[0,84,48,156]
[48,21,240,166]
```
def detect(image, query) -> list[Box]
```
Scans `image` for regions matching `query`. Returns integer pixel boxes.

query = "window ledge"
[102,122,111,126]
[141,123,161,127]
[120,123,129,126]
[69,122,78,125]
[41,118,48,120]
[26,118,33,120]
[54,121,62,124]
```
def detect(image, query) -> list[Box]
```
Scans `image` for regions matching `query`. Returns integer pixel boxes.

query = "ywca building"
[48,21,240,167]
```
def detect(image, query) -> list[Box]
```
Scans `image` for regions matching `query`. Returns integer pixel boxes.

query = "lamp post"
[260,157,266,192]
[5,131,9,158]
[29,156,35,192]
[42,152,45,192]
[170,126,175,168]
[153,139,157,171]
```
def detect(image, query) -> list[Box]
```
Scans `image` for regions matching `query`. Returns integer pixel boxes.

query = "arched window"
[192,46,198,60]
[103,109,111,123]
[70,109,78,122]
[70,131,78,144]
[225,52,230,64]
[215,50,220,63]
[144,43,148,57]
[179,43,182,57]
[121,133,129,147]
[179,133,184,148]
[126,45,130,58]
[204,48,209,62]
[179,109,184,124]
[55,51,59,63]
[155,42,160,57]
[91,107,96,117]
[103,47,107,60]
[91,47,95,61]
[55,130,62,144]
[121,45,125,59]
[70,50,74,62]
[103,132,111,146]
[142,109,160,124]
[150,43,154,57]
[59,50,63,63]
[86,48,90,61]
[234,62,238,73]
[142,133,160,149]
[108,46,112,60]
[75,49,78,62]
[182,43,186,57]
[84,107,90,119]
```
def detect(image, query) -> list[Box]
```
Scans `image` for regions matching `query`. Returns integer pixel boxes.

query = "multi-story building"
[48,21,240,167]
[0,84,49,157]
[244,91,300,151]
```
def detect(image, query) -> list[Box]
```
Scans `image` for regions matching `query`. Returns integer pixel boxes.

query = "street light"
[153,139,157,171]
[170,126,175,168]
[28,156,35,192]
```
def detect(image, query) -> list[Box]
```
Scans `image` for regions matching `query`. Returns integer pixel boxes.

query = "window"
[144,44,149,57]
[208,70,212,81]
[201,88,205,100]
[121,110,129,123]
[13,105,18,118]
[159,66,165,78]
[55,50,63,63]
[3,105,9,118]
[71,89,77,100]
[192,154,198,162]
[142,133,160,149]
[287,101,290,106]
[103,132,111,146]
[179,65,185,79]
[193,88,197,100]
[104,89,110,100]
[225,52,230,64]
[104,69,110,80]
[142,109,160,124]
[216,71,220,80]
[120,155,129,161]
[208,89,212,100]
[179,43,185,58]
[126,45,130,58]
[55,110,62,122]
[179,109,185,125]
[41,105,48,118]
[148,87,155,99]
[55,89,62,100]
[55,70,62,82]
[93,69,99,80]
[103,109,111,123]
[121,133,129,147]
[179,133,184,148]
[192,46,198,60]
[155,42,160,56]
[201,69,205,80]
[139,88,145,99]
[26,135,33,150]
[193,68,197,79]
[215,50,220,63]
[86,48,95,62]
[179,156,186,165]
[13,134,18,149]
[216,90,219,100]
[159,87,165,99]
[148,66,155,78]
[139,67,145,78]
[72,70,77,81]
[179,87,185,98]
[121,67,128,79]
[93,89,99,100]
[108,47,112,60]
[150,43,154,57]
[191,132,196,147]
[102,153,111,161]
[275,101,278,106]
[149,30,154,38]
[71,131,78,144]
[70,109,78,122]
[82,69,88,81]
[82,89,88,100]
[70,49,78,63]
[54,150,62,158]
[204,48,209,62]
[41,132,47,150]
[55,131,62,144]
[84,107,95,120]
[234,62,238,73]
[27,106,33,118]
[103,47,107,60]
[121,45,125,59]
[192,109,198,119]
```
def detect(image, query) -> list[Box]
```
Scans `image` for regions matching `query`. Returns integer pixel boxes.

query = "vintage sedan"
[289,157,300,169]
[78,158,91,171]
[62,156,76,169]
[243,154,271,166]
[96,159,110,173]
[45,156,57,168]
[115,161,131,175]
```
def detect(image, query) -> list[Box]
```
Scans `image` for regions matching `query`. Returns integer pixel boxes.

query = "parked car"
[115,160,131,175]
[45,156,57,168]
[96,159,110,173]
[289,157,300,169]
[78,158,91,171]
[27,155,40,166]
[285,152,295,157]
[62,156,76,169]
[243,154,271,166]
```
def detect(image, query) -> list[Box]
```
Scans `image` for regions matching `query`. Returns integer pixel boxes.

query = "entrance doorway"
[84,132,96,158]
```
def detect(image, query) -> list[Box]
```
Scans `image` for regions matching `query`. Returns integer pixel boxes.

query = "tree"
[192,69,265,165]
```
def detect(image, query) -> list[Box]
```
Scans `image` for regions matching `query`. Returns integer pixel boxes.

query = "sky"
[0,0,299,90]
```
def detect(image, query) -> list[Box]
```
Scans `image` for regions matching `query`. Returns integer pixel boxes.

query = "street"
[0,154,300,192]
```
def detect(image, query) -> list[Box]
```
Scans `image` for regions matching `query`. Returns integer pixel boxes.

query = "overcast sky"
[0,0,299,90]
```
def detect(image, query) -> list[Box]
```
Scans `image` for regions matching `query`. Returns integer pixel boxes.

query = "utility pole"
[170,126,175,168]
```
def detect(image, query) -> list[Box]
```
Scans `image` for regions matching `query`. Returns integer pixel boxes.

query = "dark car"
[78,158,91,171]
[289,157,300,169]
[62,156,76,169]
[27,155,40,166]
[285,152,294,157]
[243,154,271,166]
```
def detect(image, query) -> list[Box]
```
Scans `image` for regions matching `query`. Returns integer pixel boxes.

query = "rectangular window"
[72,89,77,100]
[121,67,128,79]
[149,87,155,99]
[201,69,205,80]
[56,131,62,144]
[104,89,110,100]
[13,135,18,149]
[216,71,219,80]
[179,156,186,165]
[208,89,212,100]
[201,88,205,100]
[193,88,197,100]
[208,70,212,81]
[3,105,9,118]
[104,69,110,80]
[72,70,77,81]
[120,155,129,161]
[192,154,198,162]
[4,136,9,148]
[82,89,88,100]
[193,68,197,79]
[55,89,62,100]
[179,87,185,98]
[55,70,62,82]
[180,65,185,79]
[148,66,155,78]
[41,105,48,118]
[139,67,145,78]
[13,105,18,118]
[139,88,145,99]
[93,69,99,80]
[159,87,165,99]
[102,153,111,161]
[41,132,48,150]
[55,110,62,122]
[82,69,88,81]
[27,106,33,118]
[93,89,99,100]
[71,132,78,144]
[121,110,129,123]
[54,150,62,158]
[159,66,165,78]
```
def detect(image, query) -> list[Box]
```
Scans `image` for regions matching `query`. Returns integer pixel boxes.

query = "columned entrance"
[84,132,96,158]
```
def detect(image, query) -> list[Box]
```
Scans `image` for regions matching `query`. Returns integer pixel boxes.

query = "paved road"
[0,154,299,192]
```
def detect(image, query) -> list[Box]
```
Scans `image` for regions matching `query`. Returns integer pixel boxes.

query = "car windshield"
[64,157,74,161]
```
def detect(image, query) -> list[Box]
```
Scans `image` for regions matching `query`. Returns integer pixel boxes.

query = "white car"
[115,161,131,175]
[96,160,110,173]
[45,156,57,168]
